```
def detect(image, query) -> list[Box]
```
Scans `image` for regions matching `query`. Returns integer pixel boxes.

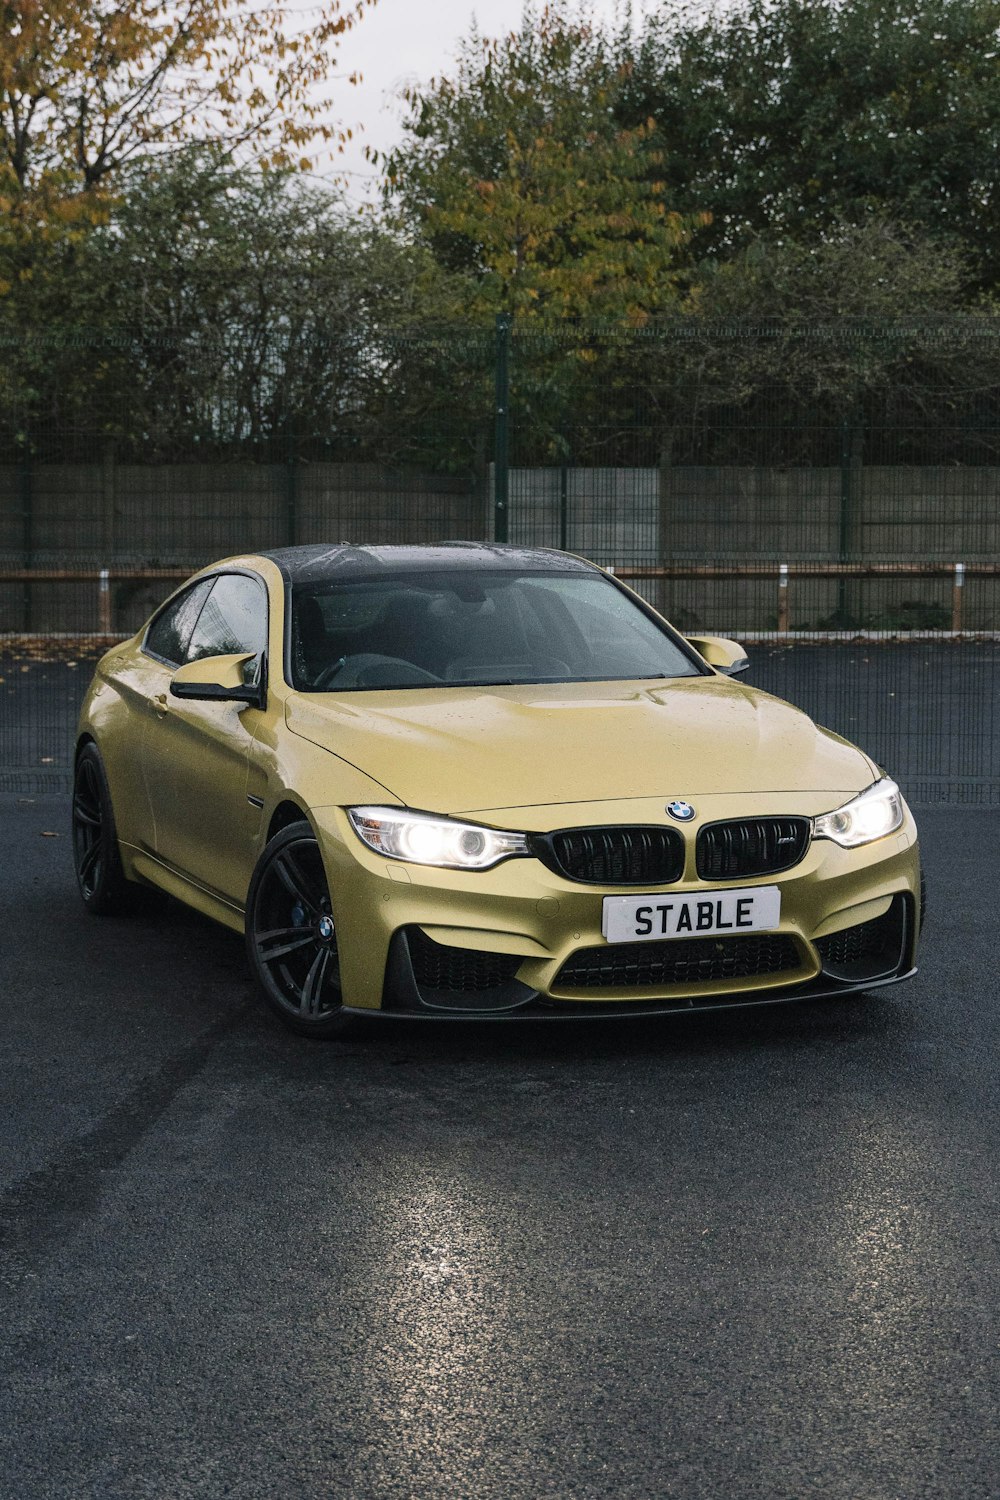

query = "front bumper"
[348,968,918,1022]
[311,793,921,1019]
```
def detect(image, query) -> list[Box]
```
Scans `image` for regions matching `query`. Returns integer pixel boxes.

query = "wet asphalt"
[2,794,999,1498]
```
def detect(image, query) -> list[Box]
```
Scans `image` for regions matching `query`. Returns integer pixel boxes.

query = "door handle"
[153,693,169,718]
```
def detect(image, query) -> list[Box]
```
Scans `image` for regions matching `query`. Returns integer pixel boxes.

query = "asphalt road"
[3,640,1000,800]
[2,794,999,1499]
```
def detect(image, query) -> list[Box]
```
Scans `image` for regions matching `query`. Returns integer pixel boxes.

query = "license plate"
[602,886,781,944]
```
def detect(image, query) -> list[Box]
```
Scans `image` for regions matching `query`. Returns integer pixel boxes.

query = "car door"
[141,571,269,905]
[110,577,217,847]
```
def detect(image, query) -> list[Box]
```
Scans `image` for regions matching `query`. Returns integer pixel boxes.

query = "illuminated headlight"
[813,778,904,848]
[347,806,529,870]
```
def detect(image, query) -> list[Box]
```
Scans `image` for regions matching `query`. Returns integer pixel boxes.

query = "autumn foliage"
[382,12,708,324]
[0,0,375,289]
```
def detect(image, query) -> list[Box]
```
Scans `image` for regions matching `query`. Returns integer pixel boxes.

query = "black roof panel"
[260,542,597,585]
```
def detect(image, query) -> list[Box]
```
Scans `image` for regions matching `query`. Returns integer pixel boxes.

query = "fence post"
[285,421,298,547]
[777,563,790,634]
[952,562,965,634]
[98,568,112,634]
[838,410,863,622]
[493,313,511,543]
[657,421,676,621]
[19,432,32,632]
[101,439,117,560]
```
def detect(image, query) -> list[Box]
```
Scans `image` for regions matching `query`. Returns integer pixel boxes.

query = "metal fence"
[2,321,998,800]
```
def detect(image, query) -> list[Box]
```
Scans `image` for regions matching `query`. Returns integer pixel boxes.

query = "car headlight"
[813,778,904,848]
[347,806,530,870]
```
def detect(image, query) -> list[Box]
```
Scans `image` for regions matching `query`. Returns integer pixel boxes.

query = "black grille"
[555,933,803,990]
[535,826,684,885]
[815,897,907,979]
[816,920,888,969]
[697,818,810,879]
[408,928,522,993]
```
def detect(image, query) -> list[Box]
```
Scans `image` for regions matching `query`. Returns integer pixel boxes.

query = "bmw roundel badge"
[666,800,696,822]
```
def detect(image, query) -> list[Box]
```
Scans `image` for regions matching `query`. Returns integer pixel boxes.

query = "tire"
[72,742,131,915]
[245,820,355,1039]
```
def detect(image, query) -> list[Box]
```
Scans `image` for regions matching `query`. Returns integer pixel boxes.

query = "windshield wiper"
[318,655,348,688]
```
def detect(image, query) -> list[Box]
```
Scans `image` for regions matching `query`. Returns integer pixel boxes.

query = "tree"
[0,0,377,296]
[71,149,436,337]
[382,7,706,323]
[1,148,456,457]
[679,217,973,406]
[617,0,1000,291]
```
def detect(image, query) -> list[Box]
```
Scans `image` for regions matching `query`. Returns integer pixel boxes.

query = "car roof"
[258,542,597,585]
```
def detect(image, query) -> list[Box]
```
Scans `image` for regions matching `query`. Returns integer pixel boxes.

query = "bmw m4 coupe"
[74,544,921,1036]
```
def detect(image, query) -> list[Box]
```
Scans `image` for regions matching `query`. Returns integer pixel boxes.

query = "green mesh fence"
[2,321,999,799]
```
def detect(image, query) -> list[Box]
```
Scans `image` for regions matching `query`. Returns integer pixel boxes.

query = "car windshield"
[288,569,703,692]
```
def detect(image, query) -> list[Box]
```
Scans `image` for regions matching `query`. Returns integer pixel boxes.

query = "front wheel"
[245,820,354,1039]
[72,742,130,915]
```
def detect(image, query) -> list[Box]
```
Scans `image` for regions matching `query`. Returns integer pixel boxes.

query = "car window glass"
[187,574,267,669]
[144,579,214,666]
[519,578,678,678]
[290,570,700,691]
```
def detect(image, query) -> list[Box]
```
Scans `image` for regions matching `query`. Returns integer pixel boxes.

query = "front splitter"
[344,966,918,1022]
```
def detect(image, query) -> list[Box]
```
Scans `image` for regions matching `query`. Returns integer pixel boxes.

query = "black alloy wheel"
[246,820,353,1038]
[72,742,129,914]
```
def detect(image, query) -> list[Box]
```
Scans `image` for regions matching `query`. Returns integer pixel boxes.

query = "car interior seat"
[293,595,331,686]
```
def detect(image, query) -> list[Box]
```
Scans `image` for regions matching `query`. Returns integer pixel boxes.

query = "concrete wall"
[505,464,1000,564]
[505,464,1000,631]
[2,460,998,633]
[0,461,486,632]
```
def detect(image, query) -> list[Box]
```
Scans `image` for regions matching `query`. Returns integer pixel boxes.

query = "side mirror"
[687,636,750,676]
[170,652,265,706]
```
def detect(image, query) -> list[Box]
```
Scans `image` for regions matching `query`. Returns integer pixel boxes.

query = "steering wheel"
[313,653,442,691]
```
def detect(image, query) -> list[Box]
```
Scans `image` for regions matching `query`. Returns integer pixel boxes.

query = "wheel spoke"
[255,927,316,965]
[252,834,341,1023]
[73,796,101,828]
[271,850,323,915]
[299,948,331,1015]
[79,840,101,881]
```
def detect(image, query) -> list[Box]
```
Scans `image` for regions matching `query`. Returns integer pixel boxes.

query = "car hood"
[285,677,879,816]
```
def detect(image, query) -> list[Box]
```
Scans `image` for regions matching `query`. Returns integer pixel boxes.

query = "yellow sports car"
[74,544,921,1036]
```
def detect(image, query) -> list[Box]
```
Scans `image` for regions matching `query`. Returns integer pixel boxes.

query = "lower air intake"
[814,895,908,982]
[407,927,523,992]
[555,933,803,990]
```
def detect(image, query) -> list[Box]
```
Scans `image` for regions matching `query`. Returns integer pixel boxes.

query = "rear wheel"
[245,821,354,1039]
[72,742,130,915]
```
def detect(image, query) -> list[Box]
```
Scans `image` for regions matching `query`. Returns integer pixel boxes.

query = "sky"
[328,0,655,205]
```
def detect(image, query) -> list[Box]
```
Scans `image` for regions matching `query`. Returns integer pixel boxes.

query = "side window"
[187,573,268,668]
[144,579,215,667]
